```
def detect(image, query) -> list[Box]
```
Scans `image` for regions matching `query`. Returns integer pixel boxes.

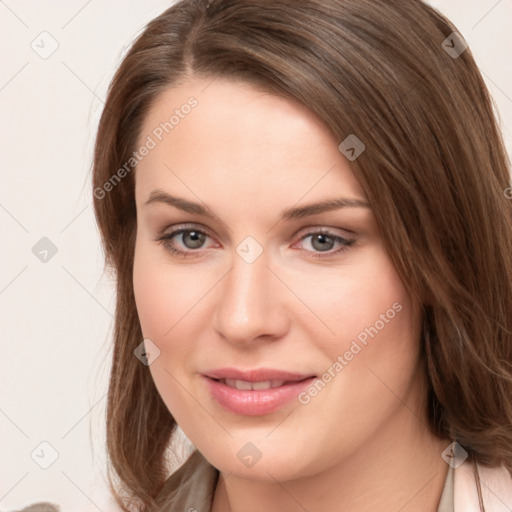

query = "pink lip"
[202,367,316,416]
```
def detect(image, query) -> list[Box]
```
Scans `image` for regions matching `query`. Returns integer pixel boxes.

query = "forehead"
[134,77,367,210]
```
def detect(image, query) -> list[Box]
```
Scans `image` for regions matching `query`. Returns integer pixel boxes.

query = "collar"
[454,460,512,512]
[154,449,219,512]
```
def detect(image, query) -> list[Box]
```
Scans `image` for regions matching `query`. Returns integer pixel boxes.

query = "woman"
[91,0,512,511]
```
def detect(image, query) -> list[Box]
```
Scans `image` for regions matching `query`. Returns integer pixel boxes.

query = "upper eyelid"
[165,223,215,240]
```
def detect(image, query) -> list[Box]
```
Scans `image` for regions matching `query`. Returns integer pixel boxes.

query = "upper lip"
[203,367,316,382]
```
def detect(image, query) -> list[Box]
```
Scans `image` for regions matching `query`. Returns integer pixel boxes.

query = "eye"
[156,225,215,259]
[295,229,355,258]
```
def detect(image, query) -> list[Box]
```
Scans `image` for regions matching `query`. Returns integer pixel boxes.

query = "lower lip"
[203,376,316,416]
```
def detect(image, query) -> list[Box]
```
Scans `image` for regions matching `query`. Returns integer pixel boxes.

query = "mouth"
[202,368,317,416]
[203,367,315,383]
[215,378,295,390]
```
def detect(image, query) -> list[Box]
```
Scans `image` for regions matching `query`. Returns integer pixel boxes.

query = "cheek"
[293,251,420,468]
[133,241,206,340]
[341,248,418,373]
[132,241,200,415]
[299,243,414,356]
[132,240,218,392]
[300,245,421,423]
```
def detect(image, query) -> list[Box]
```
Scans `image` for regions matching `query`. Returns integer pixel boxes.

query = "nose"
[212,247,290,346]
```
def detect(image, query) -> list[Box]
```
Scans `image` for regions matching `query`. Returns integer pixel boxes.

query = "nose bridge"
[213,245,287,344]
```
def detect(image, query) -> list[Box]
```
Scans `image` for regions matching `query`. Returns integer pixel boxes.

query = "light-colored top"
[437,462,454,512]
[154,450,462,512]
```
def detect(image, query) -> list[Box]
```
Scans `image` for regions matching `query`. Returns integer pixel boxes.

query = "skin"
[132,77,451,512]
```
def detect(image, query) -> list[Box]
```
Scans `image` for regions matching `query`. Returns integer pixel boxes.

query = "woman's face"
[133,77,424,480]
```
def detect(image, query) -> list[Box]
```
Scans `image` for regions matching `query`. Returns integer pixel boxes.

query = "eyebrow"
[144,189,370,220]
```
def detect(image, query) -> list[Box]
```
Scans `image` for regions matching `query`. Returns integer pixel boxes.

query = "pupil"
[185,231,205,248]
[312,234,334,252]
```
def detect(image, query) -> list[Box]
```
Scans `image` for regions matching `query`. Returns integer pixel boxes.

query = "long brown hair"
[91,0,512,510]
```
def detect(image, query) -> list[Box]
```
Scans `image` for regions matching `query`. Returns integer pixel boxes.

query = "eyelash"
[156,224,355,260]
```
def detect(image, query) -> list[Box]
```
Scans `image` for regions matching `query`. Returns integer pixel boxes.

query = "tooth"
[235,380,252,390]
[220,379,288,390]
[251,380,272,390]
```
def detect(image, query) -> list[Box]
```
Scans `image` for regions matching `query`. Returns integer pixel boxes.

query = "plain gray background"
[1,1,511,510]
